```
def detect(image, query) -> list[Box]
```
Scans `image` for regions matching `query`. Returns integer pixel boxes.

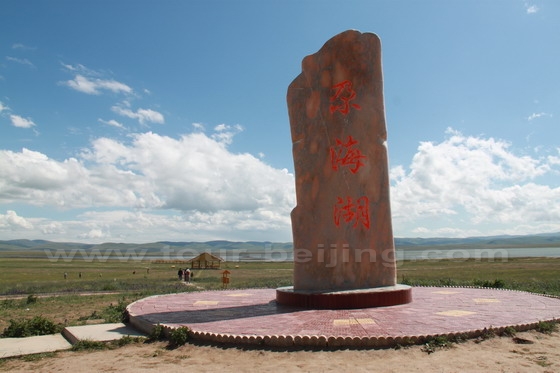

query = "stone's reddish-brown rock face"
[288,30,396,291]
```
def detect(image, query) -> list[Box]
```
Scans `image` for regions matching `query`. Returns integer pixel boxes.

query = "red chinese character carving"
[330,135,366,174]
[329,80,361,115]
[333,196,370,229]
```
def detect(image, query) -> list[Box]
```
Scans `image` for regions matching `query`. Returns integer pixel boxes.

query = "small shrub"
[78,310,101,322]
[148,323,166,342]
[71,339,107,351]
[2,319,27,338]
[100,298,129,323]
[536,321,558,334]
[26,294,38,304]
[101,283,118,291]
[169,326,190,347]
[111,335,145,347]
[474,279,505,288]
[479,328,495,341]
[501,326,517,337]
[1,316,60,338]
[421,335,452,354]
[439,278,457,287]
[0,299,17,310]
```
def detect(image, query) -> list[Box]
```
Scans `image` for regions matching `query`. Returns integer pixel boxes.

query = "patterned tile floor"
[127,287,560,348]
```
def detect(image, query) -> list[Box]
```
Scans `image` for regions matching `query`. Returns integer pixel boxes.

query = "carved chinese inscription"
[330,135,366,174]
[329,80,362,115]
[328,82,370,230]
[333,196,370,229]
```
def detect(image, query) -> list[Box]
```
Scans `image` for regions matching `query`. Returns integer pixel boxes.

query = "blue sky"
[1,0,559,243]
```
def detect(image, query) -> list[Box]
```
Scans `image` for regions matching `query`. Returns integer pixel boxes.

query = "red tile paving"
[127,287,560,348]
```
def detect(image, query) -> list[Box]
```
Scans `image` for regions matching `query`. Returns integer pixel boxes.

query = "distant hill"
[394,232,560,248]
[1,232,560,254]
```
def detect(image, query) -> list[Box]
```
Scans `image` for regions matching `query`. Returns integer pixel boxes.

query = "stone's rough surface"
[288,30,396,291]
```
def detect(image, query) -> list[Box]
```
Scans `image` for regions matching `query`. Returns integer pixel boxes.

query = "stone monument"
[276,30,412,309]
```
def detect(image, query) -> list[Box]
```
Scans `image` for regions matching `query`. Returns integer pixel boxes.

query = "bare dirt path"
[1,329,559,372]
[0,291,124,301]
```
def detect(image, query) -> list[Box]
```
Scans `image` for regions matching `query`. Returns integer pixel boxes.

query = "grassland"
[1,256,559,333]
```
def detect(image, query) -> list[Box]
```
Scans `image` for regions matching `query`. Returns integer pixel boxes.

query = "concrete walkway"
[0,322,146,359]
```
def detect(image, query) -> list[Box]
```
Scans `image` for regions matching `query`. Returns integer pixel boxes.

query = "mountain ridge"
[1,232,560,252]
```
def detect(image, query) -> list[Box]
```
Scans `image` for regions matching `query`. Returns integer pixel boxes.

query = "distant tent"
[188,252,224,269]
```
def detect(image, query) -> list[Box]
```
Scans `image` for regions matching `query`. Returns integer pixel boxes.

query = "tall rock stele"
[287,30,396,291]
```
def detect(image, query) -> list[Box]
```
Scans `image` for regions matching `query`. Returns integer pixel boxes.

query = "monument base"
[276,284,412,309]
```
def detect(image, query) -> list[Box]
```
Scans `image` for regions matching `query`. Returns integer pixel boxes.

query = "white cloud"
[83,130,292,212]
[10,114,36,128]
[0,130,295,241]
[2,127,558,242]
[548,152,560,166]
[98,118,125,129]
[5,56,35,68]
[192,122,205,131]
[0,210,33,230]
[211,123,243,145]
[390,129,559,237]
[525,3,539,14]
[62,74,132,95]
[527,112,551,121]
[111,103,164,125]
[40,221,65,235]
[0,101,8,113]
[78,227,110,240]
[61,63,97,75]
[12,43,36,51]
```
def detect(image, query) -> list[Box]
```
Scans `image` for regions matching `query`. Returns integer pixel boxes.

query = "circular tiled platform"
[127,287,560,348]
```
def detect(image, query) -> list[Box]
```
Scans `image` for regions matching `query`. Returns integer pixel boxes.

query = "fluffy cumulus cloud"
[390,129,560,237]
[0,210,33,230]
[1,127,559,242]
[81,130,293,213]
[0,129,294,242]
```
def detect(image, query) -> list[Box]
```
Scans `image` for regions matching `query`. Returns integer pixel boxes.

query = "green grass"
[0,256,559,333]
[4,256,557,296]
[0,258,294,295]
[397,257,560,295]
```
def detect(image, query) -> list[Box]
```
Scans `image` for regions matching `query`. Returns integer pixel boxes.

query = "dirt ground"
[2,329,559,373]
